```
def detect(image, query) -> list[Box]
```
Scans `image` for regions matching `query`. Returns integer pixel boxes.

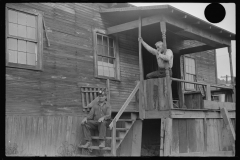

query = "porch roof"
[100,4,235,48]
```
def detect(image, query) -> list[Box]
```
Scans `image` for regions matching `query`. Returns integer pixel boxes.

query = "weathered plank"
[187,119,197,152]
[131,120,142,156]
[171,119,179,154]
[178,119,188,153]
[171,151,234,156]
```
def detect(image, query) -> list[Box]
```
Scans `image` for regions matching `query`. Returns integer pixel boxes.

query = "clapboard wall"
[6,3,139,117]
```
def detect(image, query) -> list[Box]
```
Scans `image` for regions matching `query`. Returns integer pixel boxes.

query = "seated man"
[80,89,111,149]
[138,37,173,78]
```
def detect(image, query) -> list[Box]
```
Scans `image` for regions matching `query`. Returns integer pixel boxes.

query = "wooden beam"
[145,110,170,119]
[228,46,235,103]
[138,16,145,120]
[220,108,235,140]
[160,21,173,110]
[171,151,234,157]
[163,118,172,156]
[170,109,235,119]
[107,14,163,35]
[111,120,116,156]
[162,15,231,47]
[160,119,165,156]
[180,45,214,55]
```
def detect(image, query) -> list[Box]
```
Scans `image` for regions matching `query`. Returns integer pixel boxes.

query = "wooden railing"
[171,78,234,101]
[109,81,140,129]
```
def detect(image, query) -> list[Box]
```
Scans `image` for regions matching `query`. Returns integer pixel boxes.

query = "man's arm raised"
[138,37,158,56]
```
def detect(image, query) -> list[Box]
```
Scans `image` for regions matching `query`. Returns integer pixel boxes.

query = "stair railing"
[109,81,140,156]
[109,81,140,129]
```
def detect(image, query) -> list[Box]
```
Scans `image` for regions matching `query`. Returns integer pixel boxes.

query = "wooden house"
[5,3,235,156]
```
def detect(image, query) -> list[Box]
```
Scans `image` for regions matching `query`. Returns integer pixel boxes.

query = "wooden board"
[131,120,142,156]
[171,119,179,154]
[178,119,188,153]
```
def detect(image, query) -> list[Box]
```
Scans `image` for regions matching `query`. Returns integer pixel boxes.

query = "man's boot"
[80,141,92,148]
[99,140,105,148]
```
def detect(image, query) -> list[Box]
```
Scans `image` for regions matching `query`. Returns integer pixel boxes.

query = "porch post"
[139,16,145,119]
[228,45,235,102]
[160,21,173,109]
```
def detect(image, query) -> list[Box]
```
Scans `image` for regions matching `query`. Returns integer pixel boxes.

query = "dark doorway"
[141,119,161,156]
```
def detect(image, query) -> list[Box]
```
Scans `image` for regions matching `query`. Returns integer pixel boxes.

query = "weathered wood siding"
[171,118,235,155]
[6,3,139,116]
[6,3,139,156]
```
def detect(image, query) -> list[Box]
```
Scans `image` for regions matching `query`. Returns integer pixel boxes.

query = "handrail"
[109,81,140,129]
[171,78,233,90]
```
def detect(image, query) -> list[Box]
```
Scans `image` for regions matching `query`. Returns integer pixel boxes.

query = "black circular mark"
[204,3,226,23]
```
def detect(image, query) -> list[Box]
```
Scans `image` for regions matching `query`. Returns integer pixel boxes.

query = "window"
[94,30,120,80]
[184,57,196,90]
[6,5,43,70]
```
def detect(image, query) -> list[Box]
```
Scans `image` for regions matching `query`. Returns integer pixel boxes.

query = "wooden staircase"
[79,81,140,156]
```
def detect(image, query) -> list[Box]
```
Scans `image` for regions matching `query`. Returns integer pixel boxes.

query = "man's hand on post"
[138,37,142,42]
[98,117,105,123]
[81,117,87,124]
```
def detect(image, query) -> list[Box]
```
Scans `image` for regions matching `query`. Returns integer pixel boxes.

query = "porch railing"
[171,77,234,101]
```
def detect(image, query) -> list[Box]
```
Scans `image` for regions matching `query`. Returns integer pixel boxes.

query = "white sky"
[129,3,236,79]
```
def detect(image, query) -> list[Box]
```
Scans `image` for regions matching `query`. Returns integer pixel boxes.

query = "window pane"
[103,46,108,56]
[109,58,114,67]
[9,23,18,36]
[8,50,17,63]
[27,27,36,40]
[26,14,36,27]
[18,40,26,52]
[18,51,26,64]
[104,66,109,76]
[98,66,103,76]
[103,37,108,46]
[8,10,17,23]
[8,38,17,50]
[27,53,36,66]
[18,25,26,38]
[109,47,114,57]
[18,12,26,25]
[185,58,188,66]
[185,65,189,73]
[97,35,102,45]
[27,42,36,53]
[97,45,103,55]
[102,57,108,66]
[109,38,113,47]
[109,67,115,77]
[97,56,102,66]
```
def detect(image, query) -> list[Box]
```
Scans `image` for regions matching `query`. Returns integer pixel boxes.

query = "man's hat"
[97,88,107,96]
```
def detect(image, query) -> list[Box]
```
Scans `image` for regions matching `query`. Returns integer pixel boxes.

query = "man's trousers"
[81,120,111,141]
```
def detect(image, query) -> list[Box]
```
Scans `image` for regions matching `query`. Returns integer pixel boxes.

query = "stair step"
[116,128,129,131]
[88,146,111,150]
[78,145,111,150]
[91,136,123,140]
[117,119,135,122]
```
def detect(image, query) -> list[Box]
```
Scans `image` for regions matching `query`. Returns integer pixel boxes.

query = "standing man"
[138,37,173,78]
[80,89,111,149]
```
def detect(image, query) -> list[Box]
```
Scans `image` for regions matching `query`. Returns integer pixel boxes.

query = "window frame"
[5,4,43,71]
[93,28,120,81]
[184,56,196,91]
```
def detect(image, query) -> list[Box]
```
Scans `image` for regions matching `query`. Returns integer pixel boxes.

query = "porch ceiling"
[100,4,235,50]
